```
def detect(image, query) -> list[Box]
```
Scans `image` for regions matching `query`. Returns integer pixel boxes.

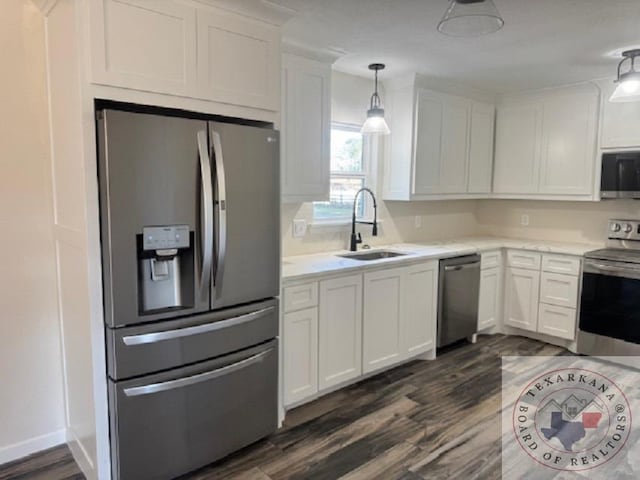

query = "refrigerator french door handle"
[197,130,214,301]
[122,348,273,397]
[210,129,227,294]
[121,306,276,346]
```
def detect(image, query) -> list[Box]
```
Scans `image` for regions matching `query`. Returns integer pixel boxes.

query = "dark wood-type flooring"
[0,335,565,480]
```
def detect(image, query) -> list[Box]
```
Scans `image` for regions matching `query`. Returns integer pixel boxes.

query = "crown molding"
[282,38,344,64]
[193,0,298,26]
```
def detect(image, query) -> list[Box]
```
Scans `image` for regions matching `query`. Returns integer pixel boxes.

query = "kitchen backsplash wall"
[282,200,480,256]
[476,199,640,244]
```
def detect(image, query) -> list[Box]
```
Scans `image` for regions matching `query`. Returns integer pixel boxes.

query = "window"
[313,124,370,221]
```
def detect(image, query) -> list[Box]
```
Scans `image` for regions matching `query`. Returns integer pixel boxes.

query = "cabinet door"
[539,90,598,195]
[538,304,576,341]
[439,97,471,193]
[363,268,404,374]
[601,81,640,148]
[493,103,542,194]
[478,267,501,331]
[89,0,197,96]
[504,267,540,332]
[413,90,444,194]
[403,262,438,356]
[468,102,495,194]
[196,7,279,110]
[283,308,318,405]
[281,54,331,202]
[318,275,363,390]
[414,90,470,194]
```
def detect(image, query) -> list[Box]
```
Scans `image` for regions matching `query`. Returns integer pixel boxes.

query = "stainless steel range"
[578,219,640,356]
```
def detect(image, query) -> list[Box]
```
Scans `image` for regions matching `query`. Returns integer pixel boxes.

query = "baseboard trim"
[67,427,96,480]
[0,429,66,465]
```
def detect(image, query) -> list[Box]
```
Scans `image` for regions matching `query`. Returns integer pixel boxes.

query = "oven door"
[109,339,278,480]
[579,259,640,343]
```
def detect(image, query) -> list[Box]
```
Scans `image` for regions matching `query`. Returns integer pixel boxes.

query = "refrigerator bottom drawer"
[109,340,278,480]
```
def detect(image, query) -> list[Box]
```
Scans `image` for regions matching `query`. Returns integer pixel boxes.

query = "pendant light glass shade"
[361,63,390,136]
[438,0,504,37]
[610,49,640,103]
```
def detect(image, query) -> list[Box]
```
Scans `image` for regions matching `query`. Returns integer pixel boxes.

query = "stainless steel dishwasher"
[437,254,481,347]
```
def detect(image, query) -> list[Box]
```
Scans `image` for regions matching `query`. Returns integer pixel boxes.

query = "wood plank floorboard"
[0,335,564,480]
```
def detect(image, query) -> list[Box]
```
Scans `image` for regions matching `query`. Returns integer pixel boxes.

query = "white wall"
[282,71,480,256]
[476,199,640,245]
[0,0,66,463]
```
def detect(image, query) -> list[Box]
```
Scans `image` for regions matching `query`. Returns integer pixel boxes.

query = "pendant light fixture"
[610,49,640,103]
[438,0,504,37]
[361,63,390,136]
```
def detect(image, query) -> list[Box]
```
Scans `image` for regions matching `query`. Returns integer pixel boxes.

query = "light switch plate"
[521,214,530,226]
[292,219,307,238]
[414,215,422,228]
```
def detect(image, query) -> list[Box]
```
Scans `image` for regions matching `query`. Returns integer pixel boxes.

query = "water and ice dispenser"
[137,225,194,314]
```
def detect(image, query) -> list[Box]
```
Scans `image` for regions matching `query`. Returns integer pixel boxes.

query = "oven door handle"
[121,306,275,346]
[584,260,640,279]
[122,348,273,397]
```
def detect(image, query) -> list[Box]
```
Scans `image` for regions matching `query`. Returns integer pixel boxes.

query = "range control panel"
[608,219,640,241]
[142,225,190,251]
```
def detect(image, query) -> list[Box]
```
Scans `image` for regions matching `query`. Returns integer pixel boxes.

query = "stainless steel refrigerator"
[96,106,280,480]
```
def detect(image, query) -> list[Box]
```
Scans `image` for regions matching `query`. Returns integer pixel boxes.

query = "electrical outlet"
[414,215,422,228]
[292,219,307,238]
[521,214,530,226]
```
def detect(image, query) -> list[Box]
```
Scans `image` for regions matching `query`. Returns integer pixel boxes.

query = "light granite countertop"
[282,236,602,283]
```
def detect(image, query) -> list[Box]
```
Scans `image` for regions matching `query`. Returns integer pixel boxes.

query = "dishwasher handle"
[444,261,480,272]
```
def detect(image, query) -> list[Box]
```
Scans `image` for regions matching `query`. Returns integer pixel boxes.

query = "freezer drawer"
[106,298,278,380]
[109,340,278,480]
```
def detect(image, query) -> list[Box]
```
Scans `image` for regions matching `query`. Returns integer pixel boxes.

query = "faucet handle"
[356,232,362,244]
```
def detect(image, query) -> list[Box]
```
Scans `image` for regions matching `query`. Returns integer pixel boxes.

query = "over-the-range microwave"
[601,151,640,199]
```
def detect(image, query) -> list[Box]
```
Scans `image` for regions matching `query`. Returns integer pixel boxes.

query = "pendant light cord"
[370,67,381,109]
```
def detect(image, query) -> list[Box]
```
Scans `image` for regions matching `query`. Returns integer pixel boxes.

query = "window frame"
[312,122,373,224]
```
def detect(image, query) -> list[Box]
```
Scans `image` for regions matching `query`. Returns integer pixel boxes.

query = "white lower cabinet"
[283,307,318,405]
[363,267,404,374]
[403,262,438,356]
[540,272,578,309]
[538,304,577,341]
[478,267,501,331]
[504,267,540,332]
[362,261,438,374]
[318,274,363,390]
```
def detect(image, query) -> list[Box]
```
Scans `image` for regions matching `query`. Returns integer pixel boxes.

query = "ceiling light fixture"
[361,63,390,136]
[610,49,640,103]
[438,0,504,37]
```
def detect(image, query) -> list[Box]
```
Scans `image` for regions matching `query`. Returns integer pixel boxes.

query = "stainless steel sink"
[337,250,407,261]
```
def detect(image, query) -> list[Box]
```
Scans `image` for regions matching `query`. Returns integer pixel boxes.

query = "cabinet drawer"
[506,250,542,270]
[481,250,502,270]
[284,282,318,313]
[538,304,576,340]
[542,255,581,276]
[540,272,579,308]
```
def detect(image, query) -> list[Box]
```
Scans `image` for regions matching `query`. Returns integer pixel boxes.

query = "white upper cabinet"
[493,102,542,194]
[90,0,198,96]
[383,78,495,200]
[281,53,331,202]
[600,79,640,149]
[468,102,496,194]
[196,8,279,111]
[89,0,282,111]
[538,90,598,195]
[493,83,599,199]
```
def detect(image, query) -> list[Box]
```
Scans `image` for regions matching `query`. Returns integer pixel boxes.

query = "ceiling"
[274,0,640,94]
